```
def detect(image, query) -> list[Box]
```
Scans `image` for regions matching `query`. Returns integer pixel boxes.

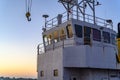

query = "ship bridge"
[37,0,120,80]
[42,10,116,50]
[37,9,117,69]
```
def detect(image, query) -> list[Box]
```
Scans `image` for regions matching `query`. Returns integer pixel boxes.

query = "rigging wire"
[25,0,32,21]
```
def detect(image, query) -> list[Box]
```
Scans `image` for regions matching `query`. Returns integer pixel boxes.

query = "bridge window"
[53,30,59,43]
[111,34,116,45]
[47,34,52,45]
[93,28,101,42]
[103,31,110,43]
[84,26,91,45]
[75,24,82,38]
[66,24,73,38]
[60,28,66,40]
[43,35,48,46]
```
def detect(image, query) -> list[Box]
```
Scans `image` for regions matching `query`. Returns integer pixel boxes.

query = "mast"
[58,0,101,25]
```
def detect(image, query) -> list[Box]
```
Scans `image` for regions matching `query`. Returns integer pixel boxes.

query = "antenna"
[42,14,49,32]
[58,0,78,20]
[58,0,101,24]
[42,14,49,28]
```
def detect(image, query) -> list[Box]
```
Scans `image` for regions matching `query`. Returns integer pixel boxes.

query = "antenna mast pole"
[58,0,101,25]
[67,2,70,20]
[42,14,49,29]
[93,0,96,24]
[83,0,86,21]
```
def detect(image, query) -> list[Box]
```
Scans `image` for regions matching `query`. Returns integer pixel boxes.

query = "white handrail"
[44,10,112,30]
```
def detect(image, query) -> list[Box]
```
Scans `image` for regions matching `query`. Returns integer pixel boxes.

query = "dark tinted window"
[84,26,91,38]
[75,24,82,38]
[93,28,101,41]
[111,34,116,45]
[103,31,110,43]
[84,26,91,45]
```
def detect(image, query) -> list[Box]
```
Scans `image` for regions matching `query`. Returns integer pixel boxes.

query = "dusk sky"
[0,0,120,78]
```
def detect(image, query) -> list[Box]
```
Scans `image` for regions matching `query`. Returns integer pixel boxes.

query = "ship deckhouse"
[37,0,120,80]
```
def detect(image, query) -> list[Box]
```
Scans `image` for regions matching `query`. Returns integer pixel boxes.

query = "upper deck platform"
[44,10,113,31]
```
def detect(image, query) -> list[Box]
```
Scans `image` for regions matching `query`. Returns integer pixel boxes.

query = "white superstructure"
[37,0,120,80]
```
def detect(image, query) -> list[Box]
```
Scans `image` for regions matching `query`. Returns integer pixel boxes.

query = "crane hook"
[25,0,32,22]
[26,11,31,21]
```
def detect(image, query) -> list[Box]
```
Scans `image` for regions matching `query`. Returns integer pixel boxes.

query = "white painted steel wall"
[63,68,92,80]
[37,48,63,80]
[63,68,120,80]
[86,45,116,69]
[63,46,86,67]
[63,45,117,69]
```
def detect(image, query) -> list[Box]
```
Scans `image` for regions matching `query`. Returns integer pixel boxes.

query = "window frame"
[103,31,110,43]
[53,30,59,43]
[84,26,91,39]
[92,28,101,42]
[47,34,53,45]
[60,28,66,40]
[53,69,58,77]
[66,24,73,38]
[74,24,83,38]
[40,71,44,77]
[43,35,48,46]
[84,26,91,45]
[111,33,116,45]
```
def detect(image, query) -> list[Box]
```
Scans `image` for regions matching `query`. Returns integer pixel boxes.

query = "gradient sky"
[0,0,120,78]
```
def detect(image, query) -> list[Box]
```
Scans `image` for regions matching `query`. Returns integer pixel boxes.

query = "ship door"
[84,26,91,45]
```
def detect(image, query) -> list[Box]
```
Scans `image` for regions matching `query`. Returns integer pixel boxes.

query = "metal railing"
[37,43,45,54]
[37,37,76,54]
[45,10,112,30]
[37,35,116,55]
[45,12,67,29]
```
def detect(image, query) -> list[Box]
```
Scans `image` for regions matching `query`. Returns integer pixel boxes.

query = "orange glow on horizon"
[0,64,37,78]
[0,44,37,78]
[0,63,37,78]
